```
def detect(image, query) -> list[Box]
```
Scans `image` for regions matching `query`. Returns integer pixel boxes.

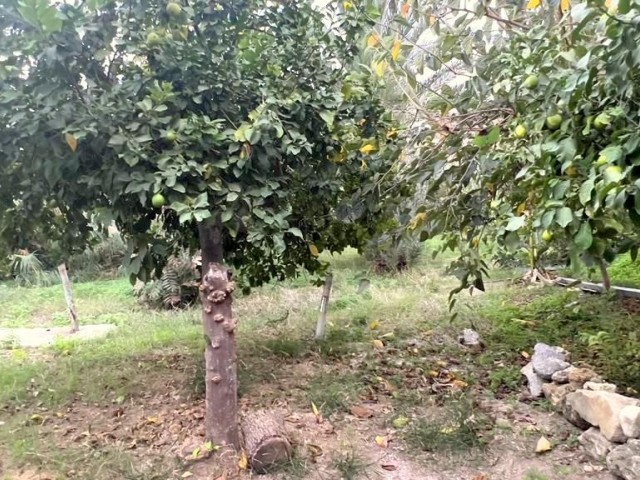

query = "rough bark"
[314,273,333,341]
[241,410,292,473]
[199,220,240,449]
[57,263,79,333]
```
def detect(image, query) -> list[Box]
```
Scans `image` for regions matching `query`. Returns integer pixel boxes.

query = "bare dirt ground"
[0,324,116,348]
[1,355,617,480]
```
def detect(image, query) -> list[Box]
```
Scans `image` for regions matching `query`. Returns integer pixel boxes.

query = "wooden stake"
[314,273,333,341]
[58,263,79,333]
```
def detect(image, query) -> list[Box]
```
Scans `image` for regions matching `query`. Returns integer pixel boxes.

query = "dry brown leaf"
[350,405,374,419]
[381,464,397,471]
[452,379,468,389]
[472,474,489,480]
[65,132,78,152]
[307,444,323,458]
[373,339,384,349]
[181,473,193,479]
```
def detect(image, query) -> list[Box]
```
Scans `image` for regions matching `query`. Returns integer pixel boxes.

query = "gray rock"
[620,405,640,439]
[563,399,592,430]
[565,390,640,442]
[458,328,481,346]
[579,427,615,461]
[521,362,545,398]
[584,381,617,393]
[607,439,640,480]
[531,342,571,380]
[542,382,577,408]
[552,367,572,384]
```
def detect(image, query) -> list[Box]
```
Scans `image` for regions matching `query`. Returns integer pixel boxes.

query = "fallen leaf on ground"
[373,339,384,349]
[181,473,193,479]
[238,451,249,470]
[535,436,553,453]
[392,415,409,428]
[375,435,388,447]
[350,405,374,418]
[381,464,397,471]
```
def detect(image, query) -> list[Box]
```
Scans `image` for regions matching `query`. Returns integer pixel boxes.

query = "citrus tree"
[0,0,401,449]
[366,0,640,297]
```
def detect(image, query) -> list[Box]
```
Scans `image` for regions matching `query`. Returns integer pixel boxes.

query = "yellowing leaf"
[369,319,380,330]
[373,60,387,78]
[311,402,320,417]
[309,244,320,257]
[408,212,427,230]
[526,0,541,8]
[452,379,468,389]
[238,451,249,470]
[360,143,377,154]
[386,129,398,139]
[440,426,457,434]
[367,34,379,48]
[391,39,402,61]
[400,2,410,18]
[535,436,553,453]
[191,447,201,459]
[375,435,388,447]
[429,15,436,26]
[373,339,384,349]
[343,1,353,9]
[517,202,526,215]
[65,133,78,152]
[181,473,194,479]
[521,351,530,359]
[560,0,570,12]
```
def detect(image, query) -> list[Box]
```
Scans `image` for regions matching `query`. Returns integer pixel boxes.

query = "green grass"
[476,286,640,393]
[405,394,493,453]
[0,278,136,328]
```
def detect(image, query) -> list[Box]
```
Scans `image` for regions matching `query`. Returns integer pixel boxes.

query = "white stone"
[620,405,640,439]
[565,390,640,442]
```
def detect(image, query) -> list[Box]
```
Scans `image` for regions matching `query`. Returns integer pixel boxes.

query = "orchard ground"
[1,243,639,480]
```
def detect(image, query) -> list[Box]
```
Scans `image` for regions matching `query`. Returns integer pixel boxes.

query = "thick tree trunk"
[198,221,240,449]
[241,410,292,473]
[314,273,333,341]
[57,263,79,333]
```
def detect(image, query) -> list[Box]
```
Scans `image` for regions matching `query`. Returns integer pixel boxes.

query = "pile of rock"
[521,342,640,480]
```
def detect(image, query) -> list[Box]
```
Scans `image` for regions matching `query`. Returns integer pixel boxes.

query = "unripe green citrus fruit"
[152,193,167,208]
[546,114,562,130]
[166,2,182,17]
[523,75,539,89]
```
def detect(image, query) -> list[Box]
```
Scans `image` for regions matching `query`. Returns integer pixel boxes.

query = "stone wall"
[521,343,640,480]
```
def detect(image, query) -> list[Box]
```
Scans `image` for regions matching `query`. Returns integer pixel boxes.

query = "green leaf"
[286,227,303,239]
[319,111,335,129]
[619,0,631,14]
[221,210,233,223]
[574,223,593,251]
[555,207,573,228]
[579,179,594,205]
[505,216,526,232]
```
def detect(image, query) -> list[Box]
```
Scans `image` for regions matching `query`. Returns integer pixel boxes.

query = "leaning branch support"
[58,263,79,333]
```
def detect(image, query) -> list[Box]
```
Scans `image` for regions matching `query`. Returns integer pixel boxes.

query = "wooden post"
[57,263,79,333]
[314,273,333,341]
[598,257,611,292]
